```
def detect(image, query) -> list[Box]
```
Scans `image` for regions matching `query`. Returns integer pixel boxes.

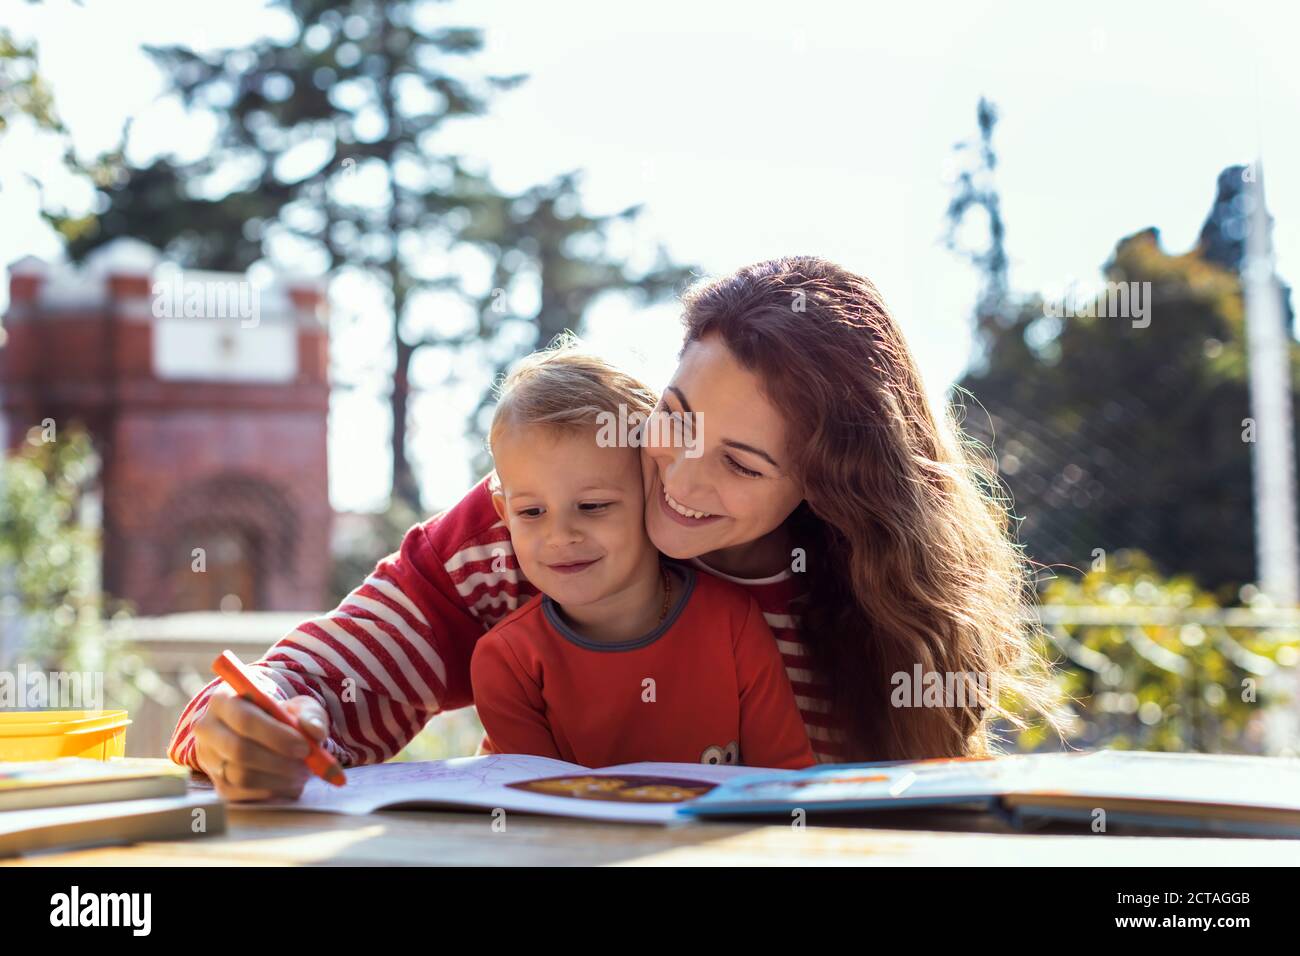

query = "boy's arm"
[470,631,563,759]
[168,478,520,769]
[733,596,818,770]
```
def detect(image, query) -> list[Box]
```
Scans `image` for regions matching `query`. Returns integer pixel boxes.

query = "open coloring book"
[218,754,789,824]
[211,750,1300,834]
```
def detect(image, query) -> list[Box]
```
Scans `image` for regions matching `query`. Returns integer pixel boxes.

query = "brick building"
[1,239,331,614]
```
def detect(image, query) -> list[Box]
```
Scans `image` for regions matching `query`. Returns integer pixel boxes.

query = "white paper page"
[231,756,797,824]
[1004,751,1300,811]
[232,754,584,814]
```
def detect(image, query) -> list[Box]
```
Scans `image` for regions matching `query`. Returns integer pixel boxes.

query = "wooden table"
[5,805,1298,866]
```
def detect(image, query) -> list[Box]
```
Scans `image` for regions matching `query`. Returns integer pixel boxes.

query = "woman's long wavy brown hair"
[682,256,1066,761]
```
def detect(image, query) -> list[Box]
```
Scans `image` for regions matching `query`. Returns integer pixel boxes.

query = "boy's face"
[492,423,655,609]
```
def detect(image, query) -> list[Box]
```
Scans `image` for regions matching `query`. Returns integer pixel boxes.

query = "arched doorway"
[154,473,298,613]
[170,526,259,612]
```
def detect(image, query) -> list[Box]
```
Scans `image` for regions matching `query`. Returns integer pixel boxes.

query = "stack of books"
[0,758,225,857]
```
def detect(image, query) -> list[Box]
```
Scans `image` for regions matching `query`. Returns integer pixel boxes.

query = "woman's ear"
[491,490,509,524]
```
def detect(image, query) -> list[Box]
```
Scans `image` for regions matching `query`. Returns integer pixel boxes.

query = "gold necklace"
[657,563,673,624]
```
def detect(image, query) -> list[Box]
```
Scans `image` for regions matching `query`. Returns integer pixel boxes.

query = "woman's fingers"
[192,733,284,801]
[201,710,306,777]
[192,686,316,801]
[195,725,311,800]
[195,746,273,801]
[222,759,309,796]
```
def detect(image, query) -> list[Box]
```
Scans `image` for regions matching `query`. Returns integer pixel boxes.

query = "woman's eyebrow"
[666,385,782,470]
[723,439,781,470]
[666,385,693,413]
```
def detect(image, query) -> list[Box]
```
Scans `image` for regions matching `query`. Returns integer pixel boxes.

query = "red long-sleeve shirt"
[471,563,815,769]
[167,475,846,769]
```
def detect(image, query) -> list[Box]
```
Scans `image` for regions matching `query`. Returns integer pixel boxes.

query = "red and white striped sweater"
[168,475,846,768]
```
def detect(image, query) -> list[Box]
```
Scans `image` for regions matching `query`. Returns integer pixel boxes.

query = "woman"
[173,256,1063,800]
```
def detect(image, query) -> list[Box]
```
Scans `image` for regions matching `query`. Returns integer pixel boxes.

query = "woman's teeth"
[664,487,713,519]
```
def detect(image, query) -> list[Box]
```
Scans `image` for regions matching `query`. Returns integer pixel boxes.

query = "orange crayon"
[212,650,346,787]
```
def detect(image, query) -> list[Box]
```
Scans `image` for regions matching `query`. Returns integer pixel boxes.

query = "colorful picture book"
[680,750,1300,837]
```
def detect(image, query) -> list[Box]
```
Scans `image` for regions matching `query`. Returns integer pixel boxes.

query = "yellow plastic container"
[0,710,131,761]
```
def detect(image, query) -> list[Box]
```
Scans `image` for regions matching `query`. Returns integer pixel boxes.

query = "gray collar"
[542,561,696,652]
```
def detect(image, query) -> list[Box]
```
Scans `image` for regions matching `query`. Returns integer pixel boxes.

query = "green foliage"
[50,0,692,511]
[0,26,64,135]
[1035,550,1298,753]
[957,224,1299,594]
[944,100,1296,595]
[458,170,695,474]
[0,428,101,670]
[943,95,1009,336]
[1,11,89,237]
[0,427,152,714]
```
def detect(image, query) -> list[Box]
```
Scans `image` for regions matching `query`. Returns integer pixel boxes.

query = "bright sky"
[1,0,1296,513]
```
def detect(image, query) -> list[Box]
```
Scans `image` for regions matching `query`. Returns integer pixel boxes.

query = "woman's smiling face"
[642,333,805,561]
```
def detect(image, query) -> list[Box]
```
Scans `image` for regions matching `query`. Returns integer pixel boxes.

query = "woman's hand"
[192,684,331,801]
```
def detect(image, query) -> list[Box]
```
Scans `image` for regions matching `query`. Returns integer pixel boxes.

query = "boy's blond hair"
[488,333,659,456]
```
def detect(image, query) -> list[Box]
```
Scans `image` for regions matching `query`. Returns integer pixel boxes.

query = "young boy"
[469,343,815,769]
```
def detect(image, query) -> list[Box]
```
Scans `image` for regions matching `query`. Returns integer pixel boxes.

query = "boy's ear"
[491,490,508,524]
